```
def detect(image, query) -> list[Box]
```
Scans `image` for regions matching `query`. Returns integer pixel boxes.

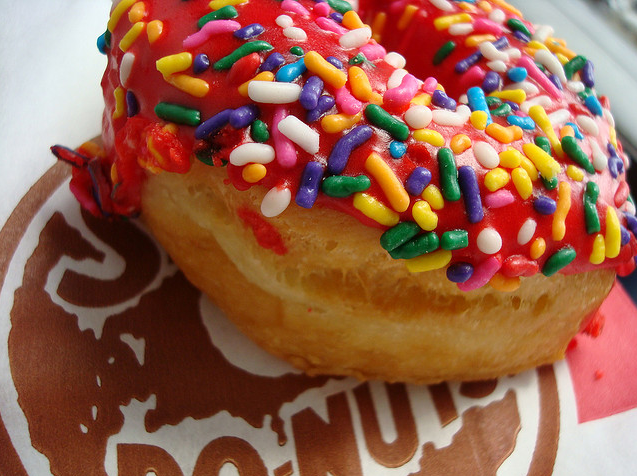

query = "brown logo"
[0,163,560,476]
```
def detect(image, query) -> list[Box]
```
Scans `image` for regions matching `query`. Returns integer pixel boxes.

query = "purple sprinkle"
[446,262,474,283]
[455,51,482,74]
[512,30,530,43]
[327,125,373,175]
[259,52,285,72]
[233,23,265,40]
[505,100,519,111]
[621,225,631,246]
[492,36,510,50]
[624,212,637,238]
[482,71,501,93]
[330,12,344,23]
[193,54,210,74]
[326,56,344,69]
[607,142,625,177]
[582,60,595,88]
[534,196,557,215]
[195,109,232,140]
[295,161,325,208]
[125,90,139,117]
[405,167,432,196]
[458,166,484,223]
[306,95,335,122]
[549,74,563,91]
[432,90,457,110]
[300,76,325,110]
[229,104,260,129]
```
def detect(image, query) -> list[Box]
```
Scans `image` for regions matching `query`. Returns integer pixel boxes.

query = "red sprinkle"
[501,254,540,277]
[237,206,288,255]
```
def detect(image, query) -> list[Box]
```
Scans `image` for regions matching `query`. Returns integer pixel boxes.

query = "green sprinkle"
[389,232,440,259]
[540,174,558,191]
[506,18,531,38]
[433,41,456,65]
[490,103,512,117]
[563,55,587,80]
[364,104,410,141]
[583,181,601,234]
[535,136,552,154]
[380,222,421,252]
[104,30,112,48]
[198,6,239,29]
[577,90,591,101]
[438,148,461,202]
[290,46,305,56]
[250,120,270,143]
[322,175,371,198]
[542,247,577,277]
[349,53,367,65]
[195,149,227,167]
[486,96,502,108]
[154,102,201,126]
[214,41,274,70]
[327,0,353,14]
[441,230,469,250]
[562,136,595,174]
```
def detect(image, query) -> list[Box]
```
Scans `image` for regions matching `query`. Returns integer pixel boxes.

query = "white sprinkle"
[577,115,599,136]
[520,95,552,114]
[277,115,320,154]
[229,143,276,166]
[604,109,616,127]
[448,22,474,36]
[283,26,307,41]
[489,8,506,24]
[429,0,454,12]
[486,60,508,73]
[589,138,608,171]
[276,14,294,28]
[384,51,406,69]
[432,105,471,127]
[534,49,567,84]
[119,52,135,87]
[479,42,508,62]
[92,405,98,420]
[405,105,433,129]
[339,27,372,49]
[566,80,585,93]
[248,81,301,103]
[80,424,88,434]
[473,141,500,169]
[387,68,409,89]
[458,93,468,104]
[517,219,537,245]
[532,24,554,43]
[477,228,503,254]
[623,201,636,215]
[504,81,539,95]
[547,109,571,127]
[261,186,292,217]
[504,48,521,61]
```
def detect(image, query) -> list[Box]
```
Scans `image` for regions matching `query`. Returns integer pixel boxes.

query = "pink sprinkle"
[473,18,504,36]
[359,41,387,61]
[459,65,486,92]
[384,73,419,109]
[518,55,563,100]
[272,108,297,168]
[183,20,241,49]
[485,190,515,208]
[316,17,347,35]
[313,1,331,17]
[457,256,502,292]
[282,0,310,17]
[334,87,363,115]
[422,77,439,94]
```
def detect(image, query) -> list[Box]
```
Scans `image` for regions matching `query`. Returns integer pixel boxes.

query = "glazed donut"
[53,0,637,383]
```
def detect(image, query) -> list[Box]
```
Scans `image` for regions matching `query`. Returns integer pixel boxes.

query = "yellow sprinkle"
[411,93,432,106]
[519,156,539,181]
[128,2,147,23]
[321,112,362,134]
[147,20,164,44]
[470,110,488,130]
[405,250,452,273]
[605,207,621,258]
[457,2,478,13]
[348,66,381,103]
[566,165,584,182]
[489,89,527,104]
[365,153,410,213]
[478,1,493,13]
[433,13,473,31]
[486,123,520,144]
[556,53,569,65]
[450,134,472,155]
[342,10,366,30]
[156,52,193,78]
[522,143,561,180]
[398,4,420,30]
[511,167,533,199]
[413,129,445,147]
[465,34,496,47]
[108,0,137,32]
[412,200,438,231]
[209,0,247,10]
[422,184,445,210]
[489,273,521,292]
[499,147,524,168]
[371,12,387,43]
[353,192,400,227]
[167,74,210,98]
[610,126,618,149]
[491,0,523,17]
[146,134,168,170]
[238,71,274,97]
[119,22,146,52]
[526,40,550,52]
[530,237,546,260]
[304,51,347,89]
[528,105,563,158]
[112,86,126,119]
[552,182,571,241]
[242,164,267,183]
[590,233,606,265]
[560,125,575,139]
[80,141,106,159]
[484,168,511,192]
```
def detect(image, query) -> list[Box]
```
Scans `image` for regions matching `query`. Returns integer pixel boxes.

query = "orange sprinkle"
[371,12,387,43]
[465,34,497,47]
[450,134,472,154]
[342,10,366,30]
[129,2,147,23]
[489,273,521,292]
[560,125,575,139]
[398,5,420,30]
[491,0,523,17]
[530,237,546,260]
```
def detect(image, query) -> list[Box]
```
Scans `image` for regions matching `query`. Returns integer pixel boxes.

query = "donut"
[52,0,637,383]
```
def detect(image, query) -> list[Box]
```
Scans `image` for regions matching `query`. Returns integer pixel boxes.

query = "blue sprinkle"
[534,196,557,215]
[195,109,232,140]
[549,74,563,91]
[389,141,407,159]
[327,125,373,175]
[126,91,139,117]
[582,60,595,88]
[621,225,631,246]
[259,52,285,72]
[233,23,265,40]
[447,262,474,283]
[467,86,492,125]
[229,104,260,129]
[512,30,530,43]
[565,122,584,139]
[458,166,484,223]
[97,31,108,55]
[432,90,457,110]
[326,56,344,69]
[506,115,535,129]
[330,12,344,23]
[507,67,528,83]
[585,95,603,116]
[482,71,501,93]
[405,167,432,196]
[275,58,307,82]
[306,95,335,122]
[300,76,324,110]
[193,54,210,74]
[295,161,325,209]
[624,212,637,238]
